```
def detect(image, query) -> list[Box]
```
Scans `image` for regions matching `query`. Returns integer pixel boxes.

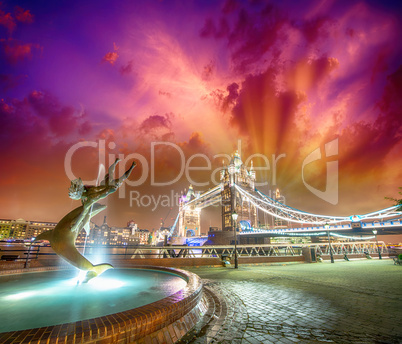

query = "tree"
[385,187,402,211]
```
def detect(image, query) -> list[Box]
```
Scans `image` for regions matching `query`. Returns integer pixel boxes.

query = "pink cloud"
[201,60,215,80]
[297,16,332,43]
[120,60,134,75]
[0,91,92,144]
[158,90,172,98]
[139,113,173,139]
[200,3,286,73]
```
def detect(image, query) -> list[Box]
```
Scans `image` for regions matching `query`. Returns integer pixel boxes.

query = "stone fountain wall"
[0,266,207,344]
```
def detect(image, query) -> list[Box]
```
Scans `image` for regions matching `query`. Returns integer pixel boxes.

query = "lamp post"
[232,211,239,269]
[325,223,334,263]
[372,229,382,259]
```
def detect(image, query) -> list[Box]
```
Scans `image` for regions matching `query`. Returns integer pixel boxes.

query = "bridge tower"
[272,188,288,227]
[178,185,201,237]
[220,151,257,232]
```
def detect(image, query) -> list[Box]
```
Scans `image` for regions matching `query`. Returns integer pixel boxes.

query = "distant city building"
[0,216,149,246]
[0,219,57,240]
[135,229,151,245]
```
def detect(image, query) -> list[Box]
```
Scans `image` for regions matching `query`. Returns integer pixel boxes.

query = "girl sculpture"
[36,159,136,283]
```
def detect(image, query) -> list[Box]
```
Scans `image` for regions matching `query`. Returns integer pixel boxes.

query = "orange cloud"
[102,42,119,65]
[102,51,118,65]
[285,56,339,92]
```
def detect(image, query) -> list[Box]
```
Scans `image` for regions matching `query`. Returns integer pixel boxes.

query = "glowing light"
[5,291,37,300]
[330,233,375,240]
[76,270,87,284]
[88,277,125,290]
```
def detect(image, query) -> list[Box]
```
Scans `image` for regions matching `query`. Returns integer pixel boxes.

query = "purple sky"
[1,0,401,235]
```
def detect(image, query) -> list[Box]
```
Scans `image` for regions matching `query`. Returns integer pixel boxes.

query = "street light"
[325,223,334,263]
[372,229,382,259]
[232,211,239,269]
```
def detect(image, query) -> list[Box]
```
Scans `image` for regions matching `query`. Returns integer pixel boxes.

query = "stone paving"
[184,259,402,344]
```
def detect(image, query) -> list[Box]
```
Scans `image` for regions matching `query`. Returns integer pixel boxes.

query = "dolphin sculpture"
[36,158,135,283]
[35,203,111,283]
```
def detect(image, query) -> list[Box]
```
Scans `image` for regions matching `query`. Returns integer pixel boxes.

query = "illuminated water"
[0,269,187,333]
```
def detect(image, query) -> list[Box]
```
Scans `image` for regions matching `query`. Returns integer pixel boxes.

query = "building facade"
[0,217,149,246]
[0,219,57,241]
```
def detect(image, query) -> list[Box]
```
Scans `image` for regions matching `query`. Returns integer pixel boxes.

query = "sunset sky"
[1,0,401,234]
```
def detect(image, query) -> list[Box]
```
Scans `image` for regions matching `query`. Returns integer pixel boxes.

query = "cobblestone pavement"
[185,259,402,344]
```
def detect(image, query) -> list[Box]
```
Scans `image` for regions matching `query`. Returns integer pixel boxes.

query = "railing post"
[325,224,334,263]
[24,244,32,268]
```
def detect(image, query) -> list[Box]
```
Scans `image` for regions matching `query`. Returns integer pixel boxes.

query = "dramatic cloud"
[0,8,15,32]
[230,67,306,154]
[1,1,401,232]
[0,91,92,159]
[201,60,215,81]
[102,51,118,65]
[0,73,25,91]
[1,38,40,63]
[15,6,34,23]
[297,16,332,44]
[200,2,286,72]
[120,60,134,75]
[0,91,94,221]
[139,113,173,135]
[284,56,339,92]
[102,43,119,65]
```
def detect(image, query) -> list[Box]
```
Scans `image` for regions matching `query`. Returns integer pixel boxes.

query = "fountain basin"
[0,266,206,344]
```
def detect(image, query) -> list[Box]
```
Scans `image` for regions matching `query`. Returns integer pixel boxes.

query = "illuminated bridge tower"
[221,151,257,232]
[178,185,201,237]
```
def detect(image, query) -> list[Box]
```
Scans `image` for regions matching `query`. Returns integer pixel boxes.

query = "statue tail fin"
[35,230,53,242]
[82,263,114,283]
[92,263,113,276]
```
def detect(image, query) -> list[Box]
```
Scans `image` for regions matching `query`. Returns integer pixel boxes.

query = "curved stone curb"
[0,266,205,344]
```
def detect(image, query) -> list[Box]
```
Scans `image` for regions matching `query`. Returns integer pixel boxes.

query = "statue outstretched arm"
[69,160,136,233]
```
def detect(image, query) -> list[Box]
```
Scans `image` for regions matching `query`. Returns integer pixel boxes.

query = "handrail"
[1,241,387,261]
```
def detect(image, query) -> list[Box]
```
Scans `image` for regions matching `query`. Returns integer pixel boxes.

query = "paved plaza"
[184,259,402,344]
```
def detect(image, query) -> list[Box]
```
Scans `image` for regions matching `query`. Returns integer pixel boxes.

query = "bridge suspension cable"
[235,184,401,225]
[183,185,222,209]
[169,212,180,236]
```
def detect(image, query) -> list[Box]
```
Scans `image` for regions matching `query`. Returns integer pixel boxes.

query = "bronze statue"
[36,159,135,283]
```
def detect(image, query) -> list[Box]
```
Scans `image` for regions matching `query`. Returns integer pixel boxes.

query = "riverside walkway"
[184,259,402,344]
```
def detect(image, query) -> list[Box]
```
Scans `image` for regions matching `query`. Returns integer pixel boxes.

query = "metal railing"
[0,241,387,263]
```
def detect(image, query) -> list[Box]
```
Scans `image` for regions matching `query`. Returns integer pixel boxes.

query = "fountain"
[34,158,136,283]
[0,159,207,343]
[0,266,205,343]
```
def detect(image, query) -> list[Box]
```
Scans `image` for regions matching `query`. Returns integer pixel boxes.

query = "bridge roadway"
[183,220,402,246]
[240,219,402,236]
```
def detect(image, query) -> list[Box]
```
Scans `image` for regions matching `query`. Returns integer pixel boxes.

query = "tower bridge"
[166,151,401,244]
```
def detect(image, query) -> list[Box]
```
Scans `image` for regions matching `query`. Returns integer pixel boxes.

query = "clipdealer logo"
[64,138,339,207]
[301,138,339,205]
